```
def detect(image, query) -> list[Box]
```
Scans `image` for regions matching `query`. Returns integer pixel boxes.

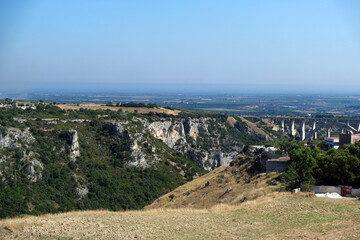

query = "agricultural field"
[56,103,180,115]
[2,92,360,116]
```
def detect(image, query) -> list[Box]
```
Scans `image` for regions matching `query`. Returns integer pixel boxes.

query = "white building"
[324,136,339,149]
[249,145,277,153]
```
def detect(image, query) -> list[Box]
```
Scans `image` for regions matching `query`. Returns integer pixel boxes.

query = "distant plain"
[2,92,360,116]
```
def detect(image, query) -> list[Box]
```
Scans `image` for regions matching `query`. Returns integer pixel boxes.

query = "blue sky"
[0,0,359,94]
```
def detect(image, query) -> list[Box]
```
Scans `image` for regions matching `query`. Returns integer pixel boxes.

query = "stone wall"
[266,159,289,173]
[311,185,340,194]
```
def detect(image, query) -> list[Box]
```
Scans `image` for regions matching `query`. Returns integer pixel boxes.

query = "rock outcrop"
[0,128,35,148]
[104,122,154,168]
[72,174,89,199]
[98,117,259,171]
[68,130,80,161]
[148,118,241,171]
[74,186,89,199]
[148,121,185,148]
[26,159,44,182]
[0,133,17,148]
[183,118,207,141]
[127,140,150,168]
[111,122,124,136]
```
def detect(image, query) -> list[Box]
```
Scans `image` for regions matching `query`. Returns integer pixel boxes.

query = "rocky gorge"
[0,105,267,218]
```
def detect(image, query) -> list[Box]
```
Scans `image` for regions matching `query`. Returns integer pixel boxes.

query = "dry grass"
[57,103,180,115]
[267,156,290,162]
[2,161,359,239]
[146,161,280,209]
[1,195,360,240]
[239,117,274,140]
[226,116,237,127]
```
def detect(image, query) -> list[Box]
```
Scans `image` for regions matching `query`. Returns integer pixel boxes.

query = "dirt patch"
[243,105,259,109]
[261,118,275,127]
[226,116,237,127]
[167,159,177,166]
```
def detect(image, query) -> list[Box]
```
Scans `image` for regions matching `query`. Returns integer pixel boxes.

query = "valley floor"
[1,193,360,240]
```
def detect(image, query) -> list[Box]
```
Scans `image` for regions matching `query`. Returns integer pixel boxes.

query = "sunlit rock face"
[0,128,35,148]
[69,130,80,161]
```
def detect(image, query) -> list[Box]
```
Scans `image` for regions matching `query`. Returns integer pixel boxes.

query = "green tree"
[280,147,319,190]
[315,146,360,186]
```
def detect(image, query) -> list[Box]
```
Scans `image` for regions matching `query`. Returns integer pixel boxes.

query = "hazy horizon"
[1,0,360,94]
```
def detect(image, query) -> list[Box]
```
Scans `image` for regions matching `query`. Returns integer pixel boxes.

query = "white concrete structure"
[327,128,331,138]
[324,136,339,149]
[291,120,295,137]
[301,121,305,141]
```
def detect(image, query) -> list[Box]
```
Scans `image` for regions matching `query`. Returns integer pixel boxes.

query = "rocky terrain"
[2,102,359,239]
[0,103,268,218]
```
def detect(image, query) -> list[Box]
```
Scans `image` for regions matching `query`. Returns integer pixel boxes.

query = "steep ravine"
[0,111,265,218]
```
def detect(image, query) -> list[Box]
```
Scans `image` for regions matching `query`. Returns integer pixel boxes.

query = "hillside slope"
[240,116,274,140]
[146,156,281,209]
[0,102,266,218]
[1,194,359,240]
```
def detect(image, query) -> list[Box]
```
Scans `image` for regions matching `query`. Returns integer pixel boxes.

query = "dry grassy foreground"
[146,162,281,209]
[1,194,360,240]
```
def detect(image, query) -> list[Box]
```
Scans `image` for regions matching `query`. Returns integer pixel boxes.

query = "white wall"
[311,185,360,197]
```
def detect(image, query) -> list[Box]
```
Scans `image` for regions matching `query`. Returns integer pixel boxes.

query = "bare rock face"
[72,174,89,199]
[111,122,124,136]
[213,152,238,167]
[127,140,150,168]
[0,133,17,148]
[183,119,206,141]
[0,128,35,148]
[9,128,35,144]
[26,159,44,182]
[104,121,154,168]
[74,186,89,199]
[187,150,209,170]
[147,118,241,171]
[148,121,185,148]
[68,130,80,161]
[187,150,238,171]
[104,121,131,139]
